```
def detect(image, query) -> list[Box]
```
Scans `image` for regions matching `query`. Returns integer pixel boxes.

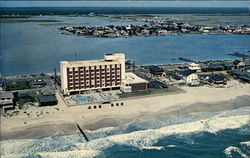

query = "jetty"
[76,123,89,142]
[228,52,250,58]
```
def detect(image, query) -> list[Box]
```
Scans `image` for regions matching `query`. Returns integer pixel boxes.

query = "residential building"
[38,86,58,106]
[176,70,199,85]
[0,78,5,91]
[207,74,227,84]
[148,66,166,77]
[230,70,250,83]
[60,53,125,95]
[233,60,246,70]
[188,63,201,72]
[222,62,234,70]
[121,72,149,92]
[0,92,15,114]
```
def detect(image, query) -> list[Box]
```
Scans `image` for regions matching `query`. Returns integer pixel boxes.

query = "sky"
[1,1,249,8]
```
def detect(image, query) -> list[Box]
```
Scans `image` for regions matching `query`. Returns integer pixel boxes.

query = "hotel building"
[60,53,125,95]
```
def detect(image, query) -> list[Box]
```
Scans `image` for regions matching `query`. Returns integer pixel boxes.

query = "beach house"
[0,92,15,113]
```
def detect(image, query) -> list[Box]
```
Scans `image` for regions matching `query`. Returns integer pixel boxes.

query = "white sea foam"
[166,145,176,148]
[141,146,164,150]
[240,141,250,147]
[79,115,250,151]
[224,146,248,158]
[37,150,101,158]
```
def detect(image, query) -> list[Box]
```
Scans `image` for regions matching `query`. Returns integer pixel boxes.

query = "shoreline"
[1,80,250,141]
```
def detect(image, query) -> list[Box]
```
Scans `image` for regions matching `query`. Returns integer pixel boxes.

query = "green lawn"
[6,81,33,91]
[118,86,184,98]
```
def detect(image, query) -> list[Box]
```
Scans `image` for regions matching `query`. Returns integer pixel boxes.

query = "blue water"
[1,7,249,15]
[1,107,250,158]
[1,16,249,77]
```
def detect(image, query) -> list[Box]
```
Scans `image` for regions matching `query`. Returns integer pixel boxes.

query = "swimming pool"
[75,96,88,103]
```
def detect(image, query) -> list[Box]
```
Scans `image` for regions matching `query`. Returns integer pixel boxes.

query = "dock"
[228,52,250,58]
[178,57,196,62]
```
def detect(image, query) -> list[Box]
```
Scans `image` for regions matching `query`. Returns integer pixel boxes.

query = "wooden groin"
[76,123,89,142]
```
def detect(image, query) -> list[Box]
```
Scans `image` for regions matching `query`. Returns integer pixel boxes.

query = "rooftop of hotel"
[61,53,125,67]
[123,72,149,84]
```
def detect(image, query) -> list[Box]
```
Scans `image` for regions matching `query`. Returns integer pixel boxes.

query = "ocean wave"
[1,108,249,158]
[86,107,250,141]
[79,115,250,151]
[37,150,101,158]
[141,146,164,150]
[224,146,248,158]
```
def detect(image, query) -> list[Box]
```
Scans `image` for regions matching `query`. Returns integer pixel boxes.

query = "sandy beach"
[1,79,250,140]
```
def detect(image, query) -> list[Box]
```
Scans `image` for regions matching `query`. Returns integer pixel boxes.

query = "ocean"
[1,107,250,158]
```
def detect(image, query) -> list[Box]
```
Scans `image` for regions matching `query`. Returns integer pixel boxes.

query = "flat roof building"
[121,72,149,92]
[60,53,125,95]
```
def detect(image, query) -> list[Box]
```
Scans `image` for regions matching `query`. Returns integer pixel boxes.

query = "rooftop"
[38,94,57,103]
[61,53,125,67]
[122,72,149,84]
[180,70,196,77]
[148,66,164,73]
[0,92,14,99]
[41,86,55,96]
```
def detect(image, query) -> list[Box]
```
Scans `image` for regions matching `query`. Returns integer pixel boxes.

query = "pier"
[228,52,250,58]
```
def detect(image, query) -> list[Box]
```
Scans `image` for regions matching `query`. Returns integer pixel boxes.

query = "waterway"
[1,16,249,77]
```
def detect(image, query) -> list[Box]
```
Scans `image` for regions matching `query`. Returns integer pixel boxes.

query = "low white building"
[188,63,201,72]
[177,70,199,85]
[185,73,199,84]
[121,72,149,93]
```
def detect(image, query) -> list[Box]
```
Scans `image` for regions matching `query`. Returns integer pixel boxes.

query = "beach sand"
[1,79,250,140]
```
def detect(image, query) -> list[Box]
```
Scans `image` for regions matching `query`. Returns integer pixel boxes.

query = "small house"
[230,70,250,83]
[148,66,166,77]
[207,63,224,71]
[207,74,227,84]
[38,87,58,106]
[176,70,199,85]
[0,92,15,113]
[222,62,234,70]
[233,60,246,70]
[188,63,201,72]
[32,79,46,88]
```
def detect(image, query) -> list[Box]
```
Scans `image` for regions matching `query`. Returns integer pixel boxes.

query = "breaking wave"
[1,107,250,158]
